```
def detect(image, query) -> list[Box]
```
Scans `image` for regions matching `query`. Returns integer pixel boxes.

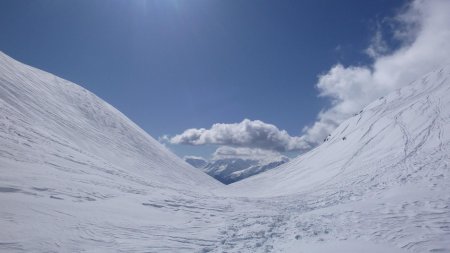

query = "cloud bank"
[302,0,450,144]
[170,119,309,152]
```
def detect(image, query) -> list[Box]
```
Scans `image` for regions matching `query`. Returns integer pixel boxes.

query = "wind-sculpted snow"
[0,52,219,190]
[0,51,222,252]
[1,51,450,252]
[229,65,450,197]
[225,65,450,252]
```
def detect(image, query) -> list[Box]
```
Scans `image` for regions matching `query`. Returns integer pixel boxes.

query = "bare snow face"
[1,52,450,253]
[0,51,219,190]
[228,66,450,197]
[224,65,450,252]
[0,51,223,252]
[302,0,450,146]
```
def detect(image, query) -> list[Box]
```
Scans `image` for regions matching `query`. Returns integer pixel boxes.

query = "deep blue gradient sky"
[0,0,407,158]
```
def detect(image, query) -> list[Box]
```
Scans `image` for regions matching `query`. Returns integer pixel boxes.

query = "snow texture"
[1,51,450,252]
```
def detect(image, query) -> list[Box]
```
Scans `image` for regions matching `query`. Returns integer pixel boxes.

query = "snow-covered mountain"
[0,51,225,252]
[184,155,209,169]
[0,52,219,190]
[229,65,450,197]
[1,51,449,252]
[185,156,289,184]
[225,65,450,252]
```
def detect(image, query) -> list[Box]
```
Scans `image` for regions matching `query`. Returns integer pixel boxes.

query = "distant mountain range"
[185,156,289,184]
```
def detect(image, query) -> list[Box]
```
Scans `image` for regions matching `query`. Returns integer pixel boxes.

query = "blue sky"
[0,0,415,159]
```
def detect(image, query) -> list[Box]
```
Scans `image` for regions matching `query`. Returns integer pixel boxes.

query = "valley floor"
[2,174,449,253]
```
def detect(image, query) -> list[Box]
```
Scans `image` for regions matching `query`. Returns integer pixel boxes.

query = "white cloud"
[168,1,450,154]
[183,155,207,161]
[169,119,310,152]
[365,29,389,58]
[212,146,285,162]
[302,0,450,145]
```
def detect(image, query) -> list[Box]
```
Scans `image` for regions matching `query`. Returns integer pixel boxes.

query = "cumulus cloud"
[168,0,449,155]
[302,0,450,145]
[169,119,309,152]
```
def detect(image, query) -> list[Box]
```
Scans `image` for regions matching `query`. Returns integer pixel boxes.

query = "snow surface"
[1,51,450,252]
[225,65,450,252]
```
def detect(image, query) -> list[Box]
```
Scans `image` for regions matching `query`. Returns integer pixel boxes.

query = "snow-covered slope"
[230,65,450,197]
[222,65,450,252]
[0,51,227,252]
[0,51,219,190]
[186,156,289,184]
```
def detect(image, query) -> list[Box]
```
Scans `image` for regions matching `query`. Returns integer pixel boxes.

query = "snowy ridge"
[0,51,219,190]
[229,65,450,197]
[222,65,450,252]
[0,51,226,252]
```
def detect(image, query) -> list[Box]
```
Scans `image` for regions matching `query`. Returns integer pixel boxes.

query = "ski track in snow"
[1,52,450,252]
